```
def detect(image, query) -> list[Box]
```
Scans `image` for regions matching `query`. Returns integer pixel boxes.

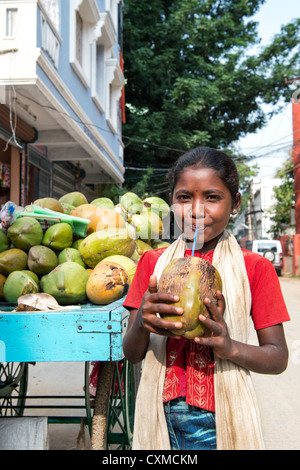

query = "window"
[6,8,18,37]
[105,0,118,33]
[95,44,105,105]
[40,0,59,32]
[28,149,51,201]
[91,12,119,116]
[257,242,278,253]
[76,11,83,65]
[105,57,124,133]
[70,0,100,89]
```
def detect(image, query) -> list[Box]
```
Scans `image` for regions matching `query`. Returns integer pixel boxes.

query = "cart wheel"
[123,359,141,446]
[84,361,94,437]
[0,363,28,416]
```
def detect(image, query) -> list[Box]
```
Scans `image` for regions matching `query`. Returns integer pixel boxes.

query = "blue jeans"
[164,397,217,450]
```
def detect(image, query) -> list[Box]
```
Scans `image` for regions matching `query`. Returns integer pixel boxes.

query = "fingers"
[147,274,181,307]
[198,314,223,337]
[139,276,184,337]
[147,314,183,337]
[148,275,158,294]
[216,290,225,313]
[143,296,183,321]
[203,291,225,320]
[193,291,226,344]
[140,305,183,337]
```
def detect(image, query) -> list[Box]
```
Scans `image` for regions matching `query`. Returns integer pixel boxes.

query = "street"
[24,276,300,451]
[250,276,300,450]
[25,361,92,450]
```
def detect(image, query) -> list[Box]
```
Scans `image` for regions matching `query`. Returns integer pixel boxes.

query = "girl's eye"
[177,194,191,201]
[207,194,221,201]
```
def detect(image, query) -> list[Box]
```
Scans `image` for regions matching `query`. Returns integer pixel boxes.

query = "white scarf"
[132,231,265,450]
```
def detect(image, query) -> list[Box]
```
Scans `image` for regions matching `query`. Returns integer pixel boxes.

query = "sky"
[237,0,299,178]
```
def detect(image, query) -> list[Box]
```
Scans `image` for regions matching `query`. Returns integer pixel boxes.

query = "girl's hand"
[138,274,184,337]
[194,291,234,359]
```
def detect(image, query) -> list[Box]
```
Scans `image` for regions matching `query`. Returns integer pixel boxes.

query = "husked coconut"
[158,257,222,339]
[86,261,129,305]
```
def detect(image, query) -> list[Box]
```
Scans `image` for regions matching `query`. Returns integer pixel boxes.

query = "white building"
[0,0,125,205]
[248,177,281,239]
[233,177,281,245]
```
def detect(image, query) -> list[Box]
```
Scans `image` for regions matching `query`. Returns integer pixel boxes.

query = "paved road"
[25,360,91,450]
[24,276,300,450]
[249,276,300,450]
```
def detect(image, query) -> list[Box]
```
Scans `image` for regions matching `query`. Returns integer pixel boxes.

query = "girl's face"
[171,166,241,250]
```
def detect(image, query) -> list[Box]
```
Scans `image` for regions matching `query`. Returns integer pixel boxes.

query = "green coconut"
[115,204,128,221]
[79,227,136,268]
[3,271,39,303]
[42,223,73,251]
[0,248,28,276]
[0,273,6,298]
[101,255,137,283]
[40,262,89,305]
[143,196,170,220]
[21,270,40,285]
[27,245,58,275]
[130,214,152,241]
[130,239,152,262]
[58,247,85,267]
[151,240,171,249]
[7,217,43,251]
[72,239,84,250]
[140,211,163,240]
[90,197,114,209]
[34,197,65,213]
[59,191,88,208]
[120,192,143,216]
[0,230,10,253]
[61,202,76,214]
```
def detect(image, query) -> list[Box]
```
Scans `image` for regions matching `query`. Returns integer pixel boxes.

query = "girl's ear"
[168,192,172,205]
[232,192,242,214]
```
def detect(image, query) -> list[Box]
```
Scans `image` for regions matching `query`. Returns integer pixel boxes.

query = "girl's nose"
[192,201,204,218]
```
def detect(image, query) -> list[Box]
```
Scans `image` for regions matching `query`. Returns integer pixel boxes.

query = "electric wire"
[13,88,300,173]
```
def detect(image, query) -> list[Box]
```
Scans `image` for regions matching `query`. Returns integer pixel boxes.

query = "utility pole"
[292,99,300,275]
[289,78,300,275]
[284,75,300,233]
[292,99,300,234]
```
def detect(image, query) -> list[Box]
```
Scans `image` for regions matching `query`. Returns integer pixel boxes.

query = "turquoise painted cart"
[0,298,139,450]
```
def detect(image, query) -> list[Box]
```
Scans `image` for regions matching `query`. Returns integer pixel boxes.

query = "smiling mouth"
[191,224,205,231]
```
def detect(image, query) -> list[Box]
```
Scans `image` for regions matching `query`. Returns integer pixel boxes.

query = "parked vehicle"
[246,239,283,276]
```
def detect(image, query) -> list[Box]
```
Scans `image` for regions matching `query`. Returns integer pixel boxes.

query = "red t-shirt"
[123,246,290,412]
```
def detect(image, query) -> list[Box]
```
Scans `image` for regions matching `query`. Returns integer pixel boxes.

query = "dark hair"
[167,146,240,202]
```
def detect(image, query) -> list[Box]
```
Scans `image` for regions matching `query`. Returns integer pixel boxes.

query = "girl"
[123,146,290,451]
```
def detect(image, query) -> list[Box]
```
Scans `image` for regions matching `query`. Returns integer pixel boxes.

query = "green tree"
[103,167,154,203]
[268,157,295,237]
[122,0,300,180]
[104,155,258,214]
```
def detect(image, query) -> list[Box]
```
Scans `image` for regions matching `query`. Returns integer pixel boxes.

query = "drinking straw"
[191,227,198,257]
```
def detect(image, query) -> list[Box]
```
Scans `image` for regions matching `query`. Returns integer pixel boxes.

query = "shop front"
[0,104,37,207]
